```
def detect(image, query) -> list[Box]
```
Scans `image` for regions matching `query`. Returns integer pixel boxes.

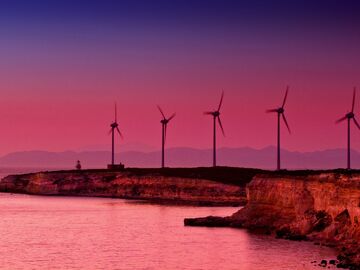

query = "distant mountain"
[75,142,157,153]
[0,147,358,170]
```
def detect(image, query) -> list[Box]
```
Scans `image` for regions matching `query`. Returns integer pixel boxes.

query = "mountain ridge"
[0,146,358,170]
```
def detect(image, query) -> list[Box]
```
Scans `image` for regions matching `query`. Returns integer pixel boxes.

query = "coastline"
[0,167,262,206]
[185,171,360,269]
[3,167,360,267]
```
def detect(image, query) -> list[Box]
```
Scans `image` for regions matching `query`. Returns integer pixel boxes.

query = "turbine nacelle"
[157,106,175,125]
[109,103,123,138]
[157,105,175,145]
[277,108,284,114]
[212,111,220,117]
[111,122,118,128]
[205,111,220,117]
[336,88,359,129]
[266,87,291,134]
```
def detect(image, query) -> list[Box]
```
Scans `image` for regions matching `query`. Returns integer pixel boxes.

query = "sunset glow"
[0,0,359,155]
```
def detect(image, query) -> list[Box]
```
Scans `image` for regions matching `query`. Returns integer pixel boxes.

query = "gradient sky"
[0,0,359,155]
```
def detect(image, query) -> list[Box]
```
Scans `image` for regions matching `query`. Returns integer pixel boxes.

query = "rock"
[184,216,231,227]
[275,227,307,241]
[0,169,247,206]
[329,259,336,265]
[187,172,360,267]
[336,263,349,268]
[287,234,307,241]
[313,210,332,232]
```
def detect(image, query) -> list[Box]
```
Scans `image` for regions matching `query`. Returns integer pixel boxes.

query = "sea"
[0,168,337,270]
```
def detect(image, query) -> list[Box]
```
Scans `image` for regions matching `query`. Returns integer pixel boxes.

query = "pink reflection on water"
[0,194,336,269]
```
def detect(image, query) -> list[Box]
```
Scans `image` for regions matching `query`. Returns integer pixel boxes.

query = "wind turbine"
[204,91,225,167]
[266,86,291,171]
[109,103,123,165]
[336,87,360,170]
[157,106,175,168]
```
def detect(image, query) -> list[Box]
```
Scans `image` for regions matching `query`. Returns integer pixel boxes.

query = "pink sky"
[0,1,359,155]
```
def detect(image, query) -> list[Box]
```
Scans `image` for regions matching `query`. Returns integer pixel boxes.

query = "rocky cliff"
[0,168,255,206]
[185,171,360,268]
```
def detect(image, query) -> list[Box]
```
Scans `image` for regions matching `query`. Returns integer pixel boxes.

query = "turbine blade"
[115,102,117,122]
[282,86,289,108]
[168,113,176,121]
[217,116,225,136]
[204,111,213,115]
[352,87,356,113]
[353,117,360,130]
[282,113,291,133]
[116,127,123,139]
[217,91,224,111]
[266,109,278,113]
[157,105,166,119]
[164,124,167,143]
[335,116,347,124]
[108,128,113,135]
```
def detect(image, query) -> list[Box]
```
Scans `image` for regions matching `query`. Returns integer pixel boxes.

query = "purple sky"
[0,0,359,155]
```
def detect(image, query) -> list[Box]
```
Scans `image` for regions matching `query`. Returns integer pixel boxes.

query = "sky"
[0,0,359,155]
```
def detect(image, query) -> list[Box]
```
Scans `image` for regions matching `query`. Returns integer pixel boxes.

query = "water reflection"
[0,194,337,270]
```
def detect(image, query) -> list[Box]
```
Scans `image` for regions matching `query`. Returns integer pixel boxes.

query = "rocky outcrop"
[0,169,248,206]
[185,172,360,268]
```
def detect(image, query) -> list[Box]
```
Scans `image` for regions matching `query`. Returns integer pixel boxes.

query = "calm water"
[0,193,338,270]
[0,168,337,269]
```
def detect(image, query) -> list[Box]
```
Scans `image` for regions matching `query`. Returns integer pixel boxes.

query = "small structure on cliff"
[76,160,82,170]
[107,163,125,170]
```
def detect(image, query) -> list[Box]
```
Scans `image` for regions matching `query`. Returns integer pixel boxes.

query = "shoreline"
[184,171,360,269]
[2,167,360,268]
[0,191,244,207]
[0,167,260,206]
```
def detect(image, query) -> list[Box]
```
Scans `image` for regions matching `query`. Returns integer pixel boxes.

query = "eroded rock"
[0,170,247,206]
[185,172,360,268]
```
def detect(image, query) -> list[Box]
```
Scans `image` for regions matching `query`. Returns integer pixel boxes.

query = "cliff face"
[0,170,245,206]
[185,172,360,268]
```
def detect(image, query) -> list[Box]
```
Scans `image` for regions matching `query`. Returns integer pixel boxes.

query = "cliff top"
[16,167,264,187]
[9,167,360,187]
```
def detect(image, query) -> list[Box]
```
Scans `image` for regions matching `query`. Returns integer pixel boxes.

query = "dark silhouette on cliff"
[266,86,291,170]
[157,106,176,168]
[109,103,123,165]
[336,87,360,170]
[204,91,225,167]
[76,160,81,170]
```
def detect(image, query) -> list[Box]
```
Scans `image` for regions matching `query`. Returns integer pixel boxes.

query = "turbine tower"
[204,91,225,167]
[336,87,360,170]
[157,106,175,168]
[109,103,123,165]
[266,86,291,171]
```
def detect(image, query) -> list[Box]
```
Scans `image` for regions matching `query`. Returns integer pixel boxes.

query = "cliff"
[185,171,360,268]
[0,167,263,206]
